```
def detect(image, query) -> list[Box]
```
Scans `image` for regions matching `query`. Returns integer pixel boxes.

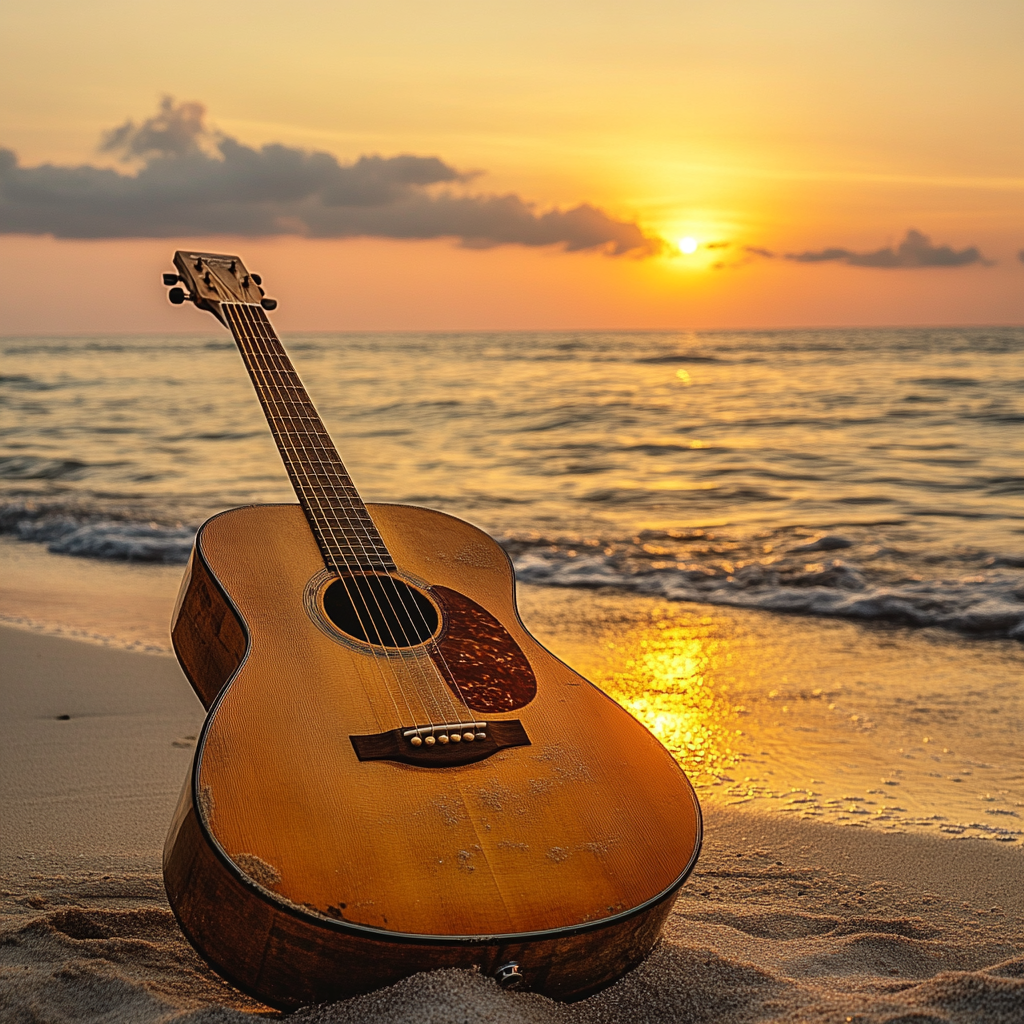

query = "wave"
[502,528,1024,642]
[0,456,99,481]
[4,501,1022,640]
[1,501,196,563]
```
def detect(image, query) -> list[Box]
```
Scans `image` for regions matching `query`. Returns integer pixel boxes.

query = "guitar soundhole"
[322,574,439,648]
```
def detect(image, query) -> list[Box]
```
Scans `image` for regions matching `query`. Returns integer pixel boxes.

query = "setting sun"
[678,236,699,254]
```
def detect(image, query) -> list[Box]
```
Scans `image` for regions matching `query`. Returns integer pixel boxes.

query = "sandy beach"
[2,610,1021,1023]
[4,0,1023,1012]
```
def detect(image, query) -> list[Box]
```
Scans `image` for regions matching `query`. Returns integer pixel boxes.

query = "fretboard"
[222,303,395,573]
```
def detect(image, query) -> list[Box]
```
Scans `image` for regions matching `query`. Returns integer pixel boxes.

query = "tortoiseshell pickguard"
[430,586,537,713]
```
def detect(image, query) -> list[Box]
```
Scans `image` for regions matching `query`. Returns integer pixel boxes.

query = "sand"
[1,624,1022,1023]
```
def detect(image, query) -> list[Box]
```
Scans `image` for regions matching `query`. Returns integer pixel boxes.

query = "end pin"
[495,962,523,989]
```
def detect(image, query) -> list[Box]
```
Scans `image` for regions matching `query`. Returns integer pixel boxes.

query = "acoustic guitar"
[161,250,701,1010]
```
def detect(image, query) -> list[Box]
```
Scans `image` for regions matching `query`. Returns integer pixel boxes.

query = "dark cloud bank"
[786,229,988,268]
[0,98,660,255]
[1,99,1002,266]
[717,230,989,269]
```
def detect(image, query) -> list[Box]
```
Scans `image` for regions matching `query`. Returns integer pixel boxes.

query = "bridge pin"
[424,735,436,746]
[463,732,475,742]
[475,732,486,741]
[438,734,450,745]
[450,733,462,743]
[410,736,423,747]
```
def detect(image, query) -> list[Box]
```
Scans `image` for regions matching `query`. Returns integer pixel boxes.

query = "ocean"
[2,326,1022,841]
[3,327,1022,639]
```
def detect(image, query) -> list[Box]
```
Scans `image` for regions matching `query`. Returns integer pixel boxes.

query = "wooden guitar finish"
[161,252,702,1009]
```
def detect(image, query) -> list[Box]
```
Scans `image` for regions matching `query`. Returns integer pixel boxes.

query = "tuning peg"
[168,287,186,305]
[163,273,180,286]
[251,274,262,286]
[260,297,278,311]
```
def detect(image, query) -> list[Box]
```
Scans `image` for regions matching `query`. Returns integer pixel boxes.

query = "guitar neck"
[222,302,395,574]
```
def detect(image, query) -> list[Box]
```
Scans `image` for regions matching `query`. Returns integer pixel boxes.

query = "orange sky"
[1,0,1022,332]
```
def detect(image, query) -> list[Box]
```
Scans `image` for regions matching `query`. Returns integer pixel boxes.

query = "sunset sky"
[1,0,1022,332]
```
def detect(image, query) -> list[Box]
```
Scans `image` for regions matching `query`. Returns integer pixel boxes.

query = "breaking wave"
[0,501,196,564]
[4,500,1022,640]
[501,526,1024,641]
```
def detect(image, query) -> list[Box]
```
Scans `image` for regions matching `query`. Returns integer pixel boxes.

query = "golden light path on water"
[602,619,739,780]
[517,586,1023,845]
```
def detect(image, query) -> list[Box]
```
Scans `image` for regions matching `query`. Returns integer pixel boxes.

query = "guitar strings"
[235,307,480,732]
[224,303,419,731]
[238,305,475,732]
[226,303,435,731]
[204,266,464,732]
[227,302,475,731]
[248,321,483,731]
[260,320,480,732]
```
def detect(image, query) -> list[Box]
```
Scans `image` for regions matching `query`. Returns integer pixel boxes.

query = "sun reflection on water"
[519,587,1023,845]
[598,618,743,782]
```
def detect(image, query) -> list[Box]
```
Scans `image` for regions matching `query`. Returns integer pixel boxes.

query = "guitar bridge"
[350,720,529,767]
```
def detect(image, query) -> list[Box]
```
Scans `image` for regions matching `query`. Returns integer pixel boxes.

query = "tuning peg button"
[163,273,180,286]
[251,274,262,286]
[260,297,278,311]
[168,287,186,305]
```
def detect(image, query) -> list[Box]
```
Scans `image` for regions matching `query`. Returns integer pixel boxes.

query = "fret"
[273,428,338,443]
[252,394,322,413]
[223,302,395,572]
[261,390,321,403]
[253,382,311,397]
[291,472,360,488]
[320,537,387,551]
[270,420,334,433]
[313,517,382,533]
[292,502,376,526]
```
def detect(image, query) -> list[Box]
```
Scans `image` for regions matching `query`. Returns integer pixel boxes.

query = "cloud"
[708,244,775,270]
[0,98,662,256]
[786,229,987,268]
[100,96,212,161]
[1018,249,1024,264]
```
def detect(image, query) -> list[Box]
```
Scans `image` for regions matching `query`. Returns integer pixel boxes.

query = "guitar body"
[165,501,702,1009]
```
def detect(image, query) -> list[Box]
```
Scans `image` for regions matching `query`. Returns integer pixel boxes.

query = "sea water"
[2,327,1022,839]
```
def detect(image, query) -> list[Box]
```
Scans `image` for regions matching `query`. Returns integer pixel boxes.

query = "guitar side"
[165,502,702,1009]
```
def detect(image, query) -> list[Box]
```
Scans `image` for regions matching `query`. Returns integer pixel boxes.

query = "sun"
[678,236,699,254]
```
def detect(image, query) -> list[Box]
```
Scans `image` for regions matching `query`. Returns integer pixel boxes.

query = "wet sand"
[3,535,1022,842]
[1,623,1021,1022]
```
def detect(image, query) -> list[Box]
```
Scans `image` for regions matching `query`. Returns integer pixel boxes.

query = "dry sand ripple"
[3,823,1021,1024]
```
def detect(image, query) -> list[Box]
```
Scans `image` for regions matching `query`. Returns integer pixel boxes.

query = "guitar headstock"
[163,251,277,324]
